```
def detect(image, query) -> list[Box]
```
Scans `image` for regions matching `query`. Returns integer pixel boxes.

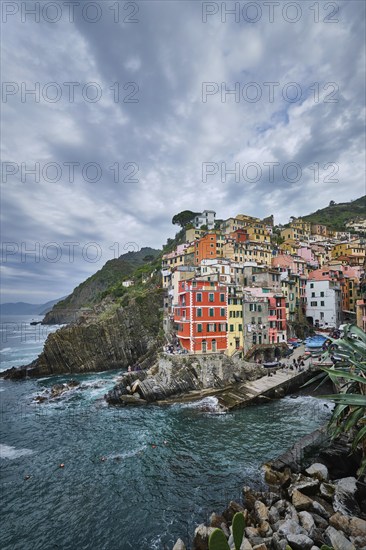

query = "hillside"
[301,195,366,231]
[42,247,161,324]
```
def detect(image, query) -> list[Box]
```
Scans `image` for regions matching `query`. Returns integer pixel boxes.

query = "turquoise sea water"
[0,317,331,549]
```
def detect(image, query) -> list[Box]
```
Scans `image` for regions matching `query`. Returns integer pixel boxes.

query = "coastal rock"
[286,533,314,550]
[324,525,356,550]
[2,290,163,379]
[209,512,226,528]
[298,511,316,536]
[319,482,335,501]
[271,532,288,550]
[333,477,360,516]
[268,506,280,525]
[291,489,313,511]
[288,474,319,497]
[254,501,269,523]
[257,520,272,538]
[172,539,186,550]
[240,538,253,550]
[223,501,245,523]
[312,513,329,530]
[193,524,216,550]
[329,512,366,538]
[252,544,268,550]
[305,463,329,482]
[311,500,331,519]
[277,519,305,537]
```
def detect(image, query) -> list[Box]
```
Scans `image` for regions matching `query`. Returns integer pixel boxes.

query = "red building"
[268,295,287,344]
[174,280,228,353]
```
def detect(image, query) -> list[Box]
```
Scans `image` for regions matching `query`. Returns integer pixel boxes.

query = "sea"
[0,315,332,550]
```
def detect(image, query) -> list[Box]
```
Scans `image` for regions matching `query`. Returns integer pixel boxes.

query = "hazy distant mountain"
[0,298,65,316]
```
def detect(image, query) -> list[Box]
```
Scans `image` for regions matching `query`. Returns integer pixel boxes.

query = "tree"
[329,200,336,206]
[172,210,199,228]
[143,254,155,263]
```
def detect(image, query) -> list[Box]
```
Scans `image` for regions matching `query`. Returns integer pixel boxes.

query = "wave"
[0,444,34,460]
[0,348,12,353]
[176,396,225,414]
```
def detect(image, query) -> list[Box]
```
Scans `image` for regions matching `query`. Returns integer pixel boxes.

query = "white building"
[306,278,342,328]
[192,210,216,230]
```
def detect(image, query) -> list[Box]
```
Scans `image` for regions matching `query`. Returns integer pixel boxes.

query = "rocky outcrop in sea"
[1,290,163,379]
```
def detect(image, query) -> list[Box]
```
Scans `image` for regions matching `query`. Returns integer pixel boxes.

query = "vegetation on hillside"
[301,195,366,231]
[50,247,161,312]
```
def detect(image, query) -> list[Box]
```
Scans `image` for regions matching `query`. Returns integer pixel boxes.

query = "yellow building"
[223,241,272,266]
[185,227,204,243]
[280,239,299,256]
[331,239,365,265]
[227,288,243,356]
[245,223,271,243]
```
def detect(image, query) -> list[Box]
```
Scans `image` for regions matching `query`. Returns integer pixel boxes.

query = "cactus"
[232,512,245,550]
[208,528,230,550]
[208,512,245,550]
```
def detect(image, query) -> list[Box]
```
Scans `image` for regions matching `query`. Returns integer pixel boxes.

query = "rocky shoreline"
[172,434,366,550]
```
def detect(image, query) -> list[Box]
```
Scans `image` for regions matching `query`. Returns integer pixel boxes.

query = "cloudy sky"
[1,0,365,303]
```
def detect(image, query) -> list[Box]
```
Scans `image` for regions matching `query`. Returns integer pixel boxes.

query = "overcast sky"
[1,0,365,303]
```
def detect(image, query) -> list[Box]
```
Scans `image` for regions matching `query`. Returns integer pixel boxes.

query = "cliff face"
[3,290,163,379]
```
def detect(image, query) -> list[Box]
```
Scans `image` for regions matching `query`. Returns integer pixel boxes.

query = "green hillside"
[43,247,161,323]
[301,195,366,231]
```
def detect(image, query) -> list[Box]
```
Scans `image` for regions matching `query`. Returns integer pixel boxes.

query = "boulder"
[209,513,226,528]
[288,475,319,497]
[286,533,314,550]
[193,524,216,550]
[312,512,329,530]
[299,511,316,536]
[277,519,305,537]
[257,521,272,538]
[349,516,366,538]
[305,463,329,482]
[240,539,253,550]
[172,539,186,550]
[333,477,360,516]
[324,525,356,550]
[268,506,280,525]
[319,482,335,501]
[252,544,268,550]
[311,500,330,519]
[291,489,313,511]
[245,527,260,540]
[271,532,288,550]
[223,501,245,523]
[254,501,269,523]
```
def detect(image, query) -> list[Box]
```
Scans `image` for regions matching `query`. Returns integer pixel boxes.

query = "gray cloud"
[1,0,365,302]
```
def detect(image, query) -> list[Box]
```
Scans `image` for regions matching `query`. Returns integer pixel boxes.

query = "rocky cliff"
[2,289,164,379]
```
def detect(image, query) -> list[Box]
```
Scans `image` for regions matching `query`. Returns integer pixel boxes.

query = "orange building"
[174,280,228,353]
[194,233,223,265]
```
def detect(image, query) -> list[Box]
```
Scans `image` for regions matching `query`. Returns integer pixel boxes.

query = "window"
[220,293,225,302]
[311,292,315,298]
[209,308,214,317]
[238,324,242,332]
[220,308,225,316]
[230,324,234,332]
[311,301,317,306]
[197,308,202,317]
[220,323,226,331]
[209,293,214,302]
[251,317,256,324]
[258,305,262,312]
[197,324,202,333]
[320,291,324,297]
[310,283,314,288]
[321,301,325,307]
[208,323,215,332]
[197,293,202,302]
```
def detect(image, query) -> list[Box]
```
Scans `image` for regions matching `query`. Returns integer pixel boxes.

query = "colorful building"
[227,286,243,355]
[174,280,228,353]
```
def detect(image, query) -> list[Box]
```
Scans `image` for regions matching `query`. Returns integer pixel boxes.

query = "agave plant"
[313,324,366,476]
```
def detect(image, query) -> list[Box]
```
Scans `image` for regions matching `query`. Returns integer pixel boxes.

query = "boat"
[263,361,280,368]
